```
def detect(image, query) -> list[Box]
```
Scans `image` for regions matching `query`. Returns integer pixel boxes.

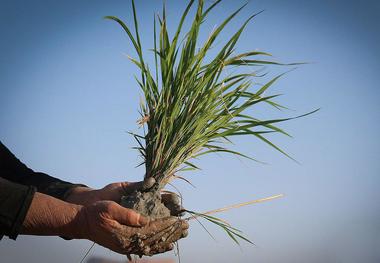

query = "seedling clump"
[105,0,316,243]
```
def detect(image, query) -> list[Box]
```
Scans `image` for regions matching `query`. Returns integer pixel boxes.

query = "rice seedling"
[104,0,317,249]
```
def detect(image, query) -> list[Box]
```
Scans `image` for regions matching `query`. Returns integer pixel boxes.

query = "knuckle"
[124,209,139,224]
[123,208,134,217]
[104,183,116,189]
[104,201,117,213]
[181,220,189,229]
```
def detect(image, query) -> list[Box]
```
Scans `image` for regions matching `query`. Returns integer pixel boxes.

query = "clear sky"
[0,0,379,262]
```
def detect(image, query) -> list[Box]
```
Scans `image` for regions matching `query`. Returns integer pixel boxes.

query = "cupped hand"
[75,200,188,256]
[66,180,183,216]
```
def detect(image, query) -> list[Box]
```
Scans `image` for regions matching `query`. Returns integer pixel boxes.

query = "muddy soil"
[121,190,171,218]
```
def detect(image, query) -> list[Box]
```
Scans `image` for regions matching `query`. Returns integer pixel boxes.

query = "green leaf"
[105,0,318,192]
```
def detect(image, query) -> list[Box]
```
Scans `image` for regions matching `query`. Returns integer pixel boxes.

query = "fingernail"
[139,215,149,226]
[143,177,156,190]
[182,221,189,229]
[182,230,188,238]
[171,195,180,205]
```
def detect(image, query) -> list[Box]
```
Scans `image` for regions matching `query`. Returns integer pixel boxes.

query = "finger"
[163,220,189,243]
[181,229,189,238]
[170,204,185,216]
[161,193,180,205]
[120,181,144,195]
[161,193,184,216]
[123,218,187,256]
[161,220,189,244]
[146,217,179,233]
[138,217,178,246]
[142,177,156,191]
[108,203,149,227]
[120,178,155,196]
[148,242,175,256]
[133,242,174,257]
[142,218,188,247]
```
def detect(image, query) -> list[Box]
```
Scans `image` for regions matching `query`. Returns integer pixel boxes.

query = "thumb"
[108,203,149,227]
[120,177,155,195]
[120,181,144,195]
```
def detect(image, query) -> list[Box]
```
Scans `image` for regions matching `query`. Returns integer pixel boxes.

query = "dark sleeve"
[0,178,36,240]
[0,141,86,200]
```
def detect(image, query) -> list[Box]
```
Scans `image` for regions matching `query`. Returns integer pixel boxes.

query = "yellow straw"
[187,194,284,220]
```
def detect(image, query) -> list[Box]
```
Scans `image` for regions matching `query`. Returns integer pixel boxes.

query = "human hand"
[65,181,145,206]
[66,179,183,216]
[74,200,188,256]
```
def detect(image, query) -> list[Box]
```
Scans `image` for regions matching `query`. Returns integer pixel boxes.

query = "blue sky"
[0,0,379,262]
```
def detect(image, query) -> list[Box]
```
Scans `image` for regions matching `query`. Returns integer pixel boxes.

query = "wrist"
[65,186,95,205]
[61,203,86,239]
[21,192,84,238]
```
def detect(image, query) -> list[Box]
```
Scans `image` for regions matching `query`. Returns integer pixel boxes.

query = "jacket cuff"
[0,179,36,240]
[9,186,36,239]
